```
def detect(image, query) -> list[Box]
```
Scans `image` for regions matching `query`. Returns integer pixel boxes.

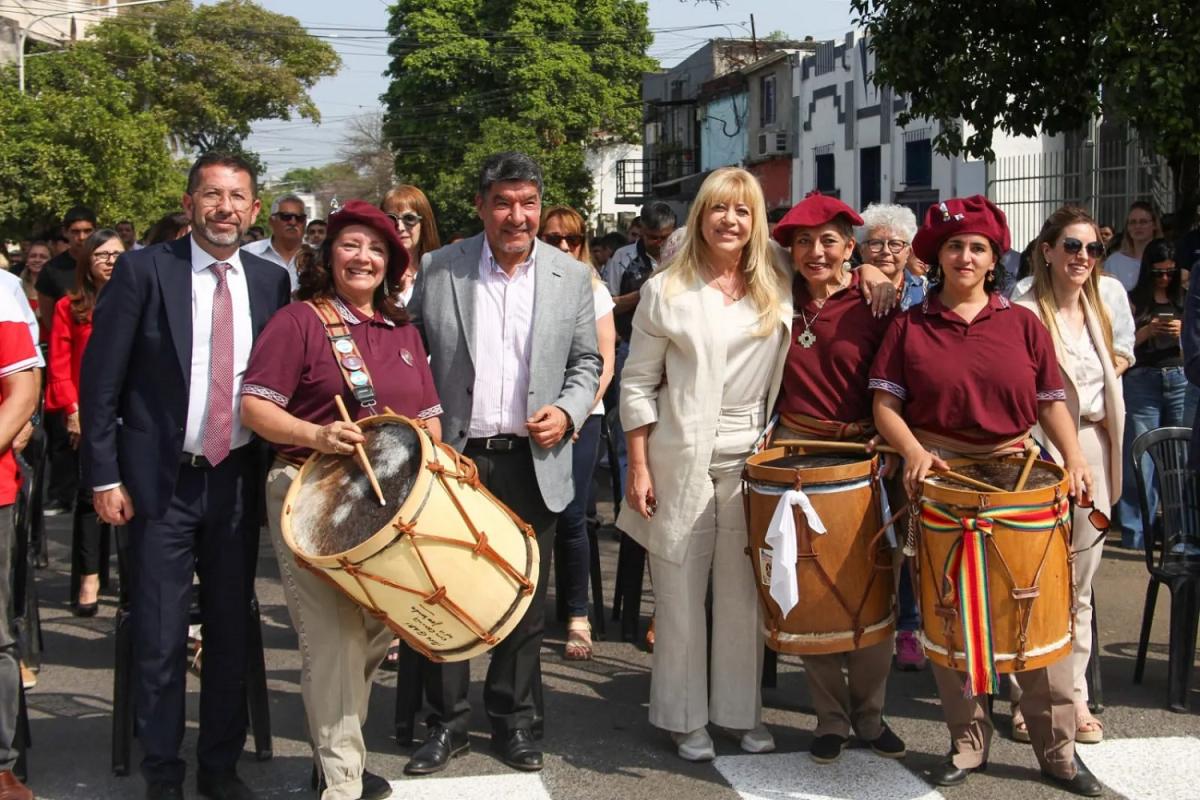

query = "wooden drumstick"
[333,395,386,506]
[1013,445,1039,492]
[770,438,1003,492]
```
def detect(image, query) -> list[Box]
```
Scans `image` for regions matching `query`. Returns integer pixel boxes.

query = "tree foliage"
[851,0,1200,224]
[382,0,656,234]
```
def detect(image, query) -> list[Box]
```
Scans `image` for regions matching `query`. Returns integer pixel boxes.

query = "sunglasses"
[865,238,909,254]
[542,233,584,249]
[274,212,307,223]
[1061,237,1106,258]
[387,212,422,229]
[1076,493,1111,536]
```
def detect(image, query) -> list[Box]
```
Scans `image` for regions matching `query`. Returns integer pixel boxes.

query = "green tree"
[382,0,655,233]
[851,0,1200,225]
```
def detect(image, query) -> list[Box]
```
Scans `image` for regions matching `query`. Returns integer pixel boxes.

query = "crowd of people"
[0,146,1197,800]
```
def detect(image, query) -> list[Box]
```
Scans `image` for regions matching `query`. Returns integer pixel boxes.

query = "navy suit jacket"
[80,235,291,520]
[1184,264,1200,468]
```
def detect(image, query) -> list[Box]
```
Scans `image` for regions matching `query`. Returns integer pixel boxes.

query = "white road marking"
[385,773,552,799]
[714,750,946,800]
[1077,736,1200,800]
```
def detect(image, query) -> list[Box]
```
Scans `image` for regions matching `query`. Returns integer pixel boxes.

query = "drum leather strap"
[307,298,377,409]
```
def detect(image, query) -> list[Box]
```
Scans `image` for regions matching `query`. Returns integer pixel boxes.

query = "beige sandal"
[565,618,592,660]
[1012,708,1030,743]
[1076,713,1104,744]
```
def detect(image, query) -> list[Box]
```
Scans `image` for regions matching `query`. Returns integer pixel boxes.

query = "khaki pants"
[934,657,1077,778]
[648,409,763,733]
[266,460,393,800]
[802,637,893,739]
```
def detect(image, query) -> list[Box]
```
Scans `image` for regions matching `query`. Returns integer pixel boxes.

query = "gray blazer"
[407,233,601,512]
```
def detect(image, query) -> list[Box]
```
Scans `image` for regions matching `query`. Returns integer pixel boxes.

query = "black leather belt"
[180,445,249,469]
[465,435,529,452]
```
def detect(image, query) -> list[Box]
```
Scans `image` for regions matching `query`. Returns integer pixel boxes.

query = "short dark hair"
[599,232,627,252]
[639,202,677,232]
[186,152,258,196]
[62,205,97,228]
[478,152,543,198]
[116,219,134,228]
[307,219,326,229]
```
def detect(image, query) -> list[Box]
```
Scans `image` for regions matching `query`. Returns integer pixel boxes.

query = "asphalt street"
[14,484,1200,800]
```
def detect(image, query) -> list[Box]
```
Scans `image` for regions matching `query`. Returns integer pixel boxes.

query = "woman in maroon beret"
[767,191,905,764]
[241,199,441,799]
[869,195,1100,796]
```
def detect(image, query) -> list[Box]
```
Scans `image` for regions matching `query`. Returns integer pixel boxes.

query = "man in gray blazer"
[404,152,600,774]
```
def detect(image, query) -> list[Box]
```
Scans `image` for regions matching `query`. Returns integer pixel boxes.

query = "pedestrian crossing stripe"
[714,750,946,800]
[381,773,552,800]
[1078,736,1200,800]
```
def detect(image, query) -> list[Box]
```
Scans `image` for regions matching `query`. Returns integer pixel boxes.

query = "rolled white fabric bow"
[764,488,826,617]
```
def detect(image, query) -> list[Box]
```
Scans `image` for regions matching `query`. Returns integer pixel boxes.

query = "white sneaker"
[671,728,715,761]
[739,724,776,754]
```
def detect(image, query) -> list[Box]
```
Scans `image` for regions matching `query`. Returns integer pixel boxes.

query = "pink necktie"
[201,262,234,465]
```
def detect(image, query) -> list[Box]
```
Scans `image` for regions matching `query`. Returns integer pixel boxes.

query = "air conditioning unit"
[757,131,790,157]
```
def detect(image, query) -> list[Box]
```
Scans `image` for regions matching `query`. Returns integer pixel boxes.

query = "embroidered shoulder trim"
[242,384,290,408]
[1036,389,1067,401]
[868,378,907,400]
[417,404,443,420]
[331,293,395,327]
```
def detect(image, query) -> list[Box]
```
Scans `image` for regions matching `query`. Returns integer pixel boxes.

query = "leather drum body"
[281,413,539,662]
[743,448,894,655]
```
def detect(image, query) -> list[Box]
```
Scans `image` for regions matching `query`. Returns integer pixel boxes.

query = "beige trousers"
[266,460,393,800]
[648,410,763,733]
[802,637,893,739]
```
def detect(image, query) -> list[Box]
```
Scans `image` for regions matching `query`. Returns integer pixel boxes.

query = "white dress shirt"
[0,271,44,369]
[242,236,299,291]
[185,236,254,455]
[469,239,536,438]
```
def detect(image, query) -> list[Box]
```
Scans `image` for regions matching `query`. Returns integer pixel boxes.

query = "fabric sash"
[779,412,873,442]
[913,428,1033,459]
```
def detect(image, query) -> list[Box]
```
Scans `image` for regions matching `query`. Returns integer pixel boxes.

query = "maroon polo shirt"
[868,291,1065,443]
[242,296,442,462]
[777,272,894,422]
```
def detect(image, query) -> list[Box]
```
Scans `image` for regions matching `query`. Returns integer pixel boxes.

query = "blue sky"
[241,0,855,177]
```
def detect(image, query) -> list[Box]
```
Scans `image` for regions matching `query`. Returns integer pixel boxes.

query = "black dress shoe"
[1041,755,1103,797]
[145,781,184,800]
[314,766,392,799]
[927,757,987,787]
[197,770,258,800]
[73,601,99,618]
[404,725,470,776]
[492,728,543,772]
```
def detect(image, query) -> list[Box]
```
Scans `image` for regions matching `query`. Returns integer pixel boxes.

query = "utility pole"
[750,14,759,60]
[18,0,171,94]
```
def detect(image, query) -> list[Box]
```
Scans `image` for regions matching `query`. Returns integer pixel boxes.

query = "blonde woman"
[539,206,616,659]
[619,167,791,760]
[1012,205,1125,748]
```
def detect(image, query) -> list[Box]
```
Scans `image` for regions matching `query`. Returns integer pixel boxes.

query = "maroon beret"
[911,195,1011,265]
[325,199,410,286]
[772,191,864,247]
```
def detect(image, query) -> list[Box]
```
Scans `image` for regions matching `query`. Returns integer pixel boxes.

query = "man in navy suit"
[81,153,291,800]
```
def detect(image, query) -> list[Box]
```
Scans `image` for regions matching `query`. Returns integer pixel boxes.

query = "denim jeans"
[557,415,603,617]
[1117,365,1198,548]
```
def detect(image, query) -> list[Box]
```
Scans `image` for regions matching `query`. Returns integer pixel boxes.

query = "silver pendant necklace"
[797,301,826,348]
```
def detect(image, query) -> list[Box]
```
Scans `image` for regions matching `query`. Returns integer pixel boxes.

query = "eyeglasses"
[1061,237,1106,258]
[865,239,909,254]
[91,251,121,263]
[387,212,422,229]
[195,189,253,211]
[1153,268,1178,276]
[274,212,307,223]
[542,233,584,249]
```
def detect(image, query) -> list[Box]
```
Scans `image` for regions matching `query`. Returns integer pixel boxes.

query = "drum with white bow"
[742,446,895,655]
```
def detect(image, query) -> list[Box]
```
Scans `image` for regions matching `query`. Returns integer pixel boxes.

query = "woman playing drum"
[241,200,442,800]
[767,191,905,764]
[869,196,1102,797]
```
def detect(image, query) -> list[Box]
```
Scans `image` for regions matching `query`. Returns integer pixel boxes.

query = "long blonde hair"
[1030,205,1116,364]
[664,167,781,335]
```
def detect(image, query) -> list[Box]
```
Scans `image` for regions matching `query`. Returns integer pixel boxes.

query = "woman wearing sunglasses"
[539,206,615,659]
[381,184,442,305]
[1012,205,1128,747]
[1114,238,1196,550]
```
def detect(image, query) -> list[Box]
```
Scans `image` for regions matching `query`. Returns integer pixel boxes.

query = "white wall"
[587,142,643,229]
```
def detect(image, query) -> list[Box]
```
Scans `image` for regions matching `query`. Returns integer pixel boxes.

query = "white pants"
[648,408,764,733]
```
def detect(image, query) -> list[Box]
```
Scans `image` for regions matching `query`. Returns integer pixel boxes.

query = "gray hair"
[477,152,544,197]
[857,203,917,243]
[271,194,307,215]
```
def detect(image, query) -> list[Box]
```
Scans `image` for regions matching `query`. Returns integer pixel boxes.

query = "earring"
[843,260,852,271]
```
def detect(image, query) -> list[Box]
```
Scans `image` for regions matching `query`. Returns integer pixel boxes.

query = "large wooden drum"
[280,413,539,662]
[916,457,1073,675]
[743,448,895,655]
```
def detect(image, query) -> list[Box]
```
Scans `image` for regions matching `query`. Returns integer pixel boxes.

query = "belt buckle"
[485,437,513,452]
[185,452,205,468]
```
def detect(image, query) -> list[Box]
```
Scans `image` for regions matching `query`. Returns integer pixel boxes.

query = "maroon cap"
[772,191,864,246]
[325,200,410,286]
[911,195,1011,265]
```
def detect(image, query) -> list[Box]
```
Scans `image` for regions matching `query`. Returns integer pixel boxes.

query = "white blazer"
[1013,287,1125,502]
[617,263,792,565]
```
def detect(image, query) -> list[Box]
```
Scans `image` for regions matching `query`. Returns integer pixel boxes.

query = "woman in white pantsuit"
[1013,205,1127,746]
[618,167,791,761]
